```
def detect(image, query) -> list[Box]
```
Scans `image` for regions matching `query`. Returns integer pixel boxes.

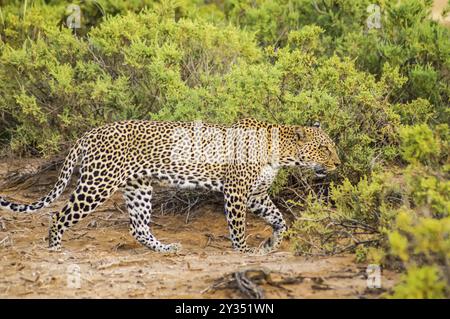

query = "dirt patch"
[433,0,450,26]
[0,159,397,298]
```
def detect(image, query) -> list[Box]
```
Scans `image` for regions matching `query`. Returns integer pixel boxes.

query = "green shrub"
[0,5,407,184]
[393,98,435,125]
[220,0,450,125]
[389,266,447,299]
[388,211,449,298]
[399,124,443,165]
[288,123,449,297]
[287,170,403,256]
[0,8,260,155]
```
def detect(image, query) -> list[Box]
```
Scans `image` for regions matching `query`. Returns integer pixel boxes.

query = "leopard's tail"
[0,139,83,213]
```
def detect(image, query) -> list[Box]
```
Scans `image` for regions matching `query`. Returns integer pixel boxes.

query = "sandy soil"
[433,0,450,25]
[0,159,398,299]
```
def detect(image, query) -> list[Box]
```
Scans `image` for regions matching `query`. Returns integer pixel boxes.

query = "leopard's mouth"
[313,165,327,178]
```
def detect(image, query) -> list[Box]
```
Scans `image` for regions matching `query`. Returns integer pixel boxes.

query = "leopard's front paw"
[48,244,62,252]
[234,245,258,255]
[257,237,279,255]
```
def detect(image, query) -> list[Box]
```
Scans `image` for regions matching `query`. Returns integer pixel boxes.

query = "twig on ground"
[201,269,271,298]
[234,271,265,299]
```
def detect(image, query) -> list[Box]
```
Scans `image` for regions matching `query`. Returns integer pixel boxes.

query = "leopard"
[0,118,340,254]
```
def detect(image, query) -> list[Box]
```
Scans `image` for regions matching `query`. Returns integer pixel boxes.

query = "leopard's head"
[280,122,340,177]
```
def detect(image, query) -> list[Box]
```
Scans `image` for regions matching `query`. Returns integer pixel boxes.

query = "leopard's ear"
[312,121,321,128]
[295,127,305,141]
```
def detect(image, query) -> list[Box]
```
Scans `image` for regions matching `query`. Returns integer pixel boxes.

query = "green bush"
[287,170,403,256]
[389,266,447,299]
[222,0,450,124]
[388,212,449,298]
[0,4,408,184]
[399,124,442,165]
[0,7,260,155]
[288,123,449,297]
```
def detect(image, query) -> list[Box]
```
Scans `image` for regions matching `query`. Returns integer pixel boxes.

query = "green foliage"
[287,171,403,256]
[389,125,449,299]
[400,124,449,218]
[0,7,260,155]
[288,123,449,297]
[0,2,408,182]
[393,98,434,125]
[389,211,449,265]
[388,212,450,298]
[399,124,443,165]
[404,164,450,218]
[389,266,447,299]
[221,0,449,124]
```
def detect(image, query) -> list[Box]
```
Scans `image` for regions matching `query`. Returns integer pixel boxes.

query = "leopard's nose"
[334,157,341,167]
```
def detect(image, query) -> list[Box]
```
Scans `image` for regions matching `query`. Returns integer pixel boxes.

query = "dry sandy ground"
[433,0,450,25]
[0,159,398,299]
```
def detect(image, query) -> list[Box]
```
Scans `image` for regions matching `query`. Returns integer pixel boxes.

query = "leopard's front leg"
[223,175,257,253]
[248,193,287,253]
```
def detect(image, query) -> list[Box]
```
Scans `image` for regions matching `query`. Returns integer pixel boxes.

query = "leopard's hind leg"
[48,177,118,251]
[122,177,181,253]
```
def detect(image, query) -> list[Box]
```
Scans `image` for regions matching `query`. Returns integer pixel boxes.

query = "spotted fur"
[0,119,340,253]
